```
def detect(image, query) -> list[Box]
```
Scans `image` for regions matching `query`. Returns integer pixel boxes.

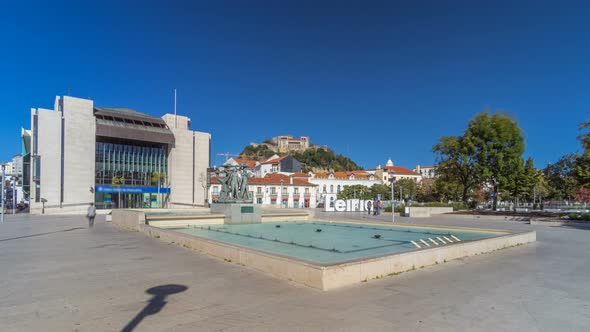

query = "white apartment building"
[209,173,317,208]
[413,165,438,179]
[309,170,381,206]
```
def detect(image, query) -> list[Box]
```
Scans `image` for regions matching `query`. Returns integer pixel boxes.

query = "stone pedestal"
[210,203,262,224]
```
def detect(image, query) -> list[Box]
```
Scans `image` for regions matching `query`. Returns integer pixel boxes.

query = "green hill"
[239,144,362,172]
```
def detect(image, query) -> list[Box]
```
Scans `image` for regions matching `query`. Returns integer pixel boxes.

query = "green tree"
[543,154,578,201]
[433,135,478,203]
[393,178,418,202]
[578,116,590,151]
[337,185,373,200]
[463,111,525,210]
[432,175,464,202]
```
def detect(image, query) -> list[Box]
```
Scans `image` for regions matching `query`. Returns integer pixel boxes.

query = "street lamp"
[389,175,395,223]
[279,179,284,208]
[1,163,5,223]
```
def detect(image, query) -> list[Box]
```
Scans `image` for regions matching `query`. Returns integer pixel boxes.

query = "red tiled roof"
[261,155,288,165]
[383,166,421,176]
[291,172,309,177]
[418,165,437,169]
[232,158,257,168]
[211,174,315,186]
[311,170,373,180]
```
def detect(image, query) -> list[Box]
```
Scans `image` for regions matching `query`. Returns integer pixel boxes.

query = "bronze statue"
[214,164,252,203]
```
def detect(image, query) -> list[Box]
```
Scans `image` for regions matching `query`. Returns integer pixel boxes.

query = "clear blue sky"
[1,0,588,169]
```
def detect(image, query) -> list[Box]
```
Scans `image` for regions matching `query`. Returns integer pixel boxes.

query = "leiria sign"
[324,194,372,212]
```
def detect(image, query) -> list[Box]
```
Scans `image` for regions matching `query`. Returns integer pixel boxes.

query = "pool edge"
[113,211,536,291]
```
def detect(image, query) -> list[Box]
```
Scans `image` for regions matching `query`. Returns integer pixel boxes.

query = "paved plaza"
[0,212,589,331]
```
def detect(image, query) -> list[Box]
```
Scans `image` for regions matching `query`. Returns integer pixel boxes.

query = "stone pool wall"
[112,212,536,290]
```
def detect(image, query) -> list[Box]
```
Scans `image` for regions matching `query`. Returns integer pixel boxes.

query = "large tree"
[543,154,579,201]
[432,135,478,203]
[463,111,525,210]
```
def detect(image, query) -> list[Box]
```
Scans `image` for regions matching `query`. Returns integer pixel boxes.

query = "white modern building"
[22,96,211,214]
[413,165,438,179]
[12,154,23,176]
[309,170,381,206]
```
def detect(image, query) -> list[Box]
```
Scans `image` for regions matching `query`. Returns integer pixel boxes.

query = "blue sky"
[1,0,588,169]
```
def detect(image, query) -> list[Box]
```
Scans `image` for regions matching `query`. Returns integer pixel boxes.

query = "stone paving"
[0,212,589,331]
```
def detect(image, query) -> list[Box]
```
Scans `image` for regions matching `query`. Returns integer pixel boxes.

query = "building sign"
[95,185,171,194]
[324,194,372,212]
[241,206,254,213]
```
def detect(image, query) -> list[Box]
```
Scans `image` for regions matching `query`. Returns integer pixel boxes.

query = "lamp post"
[12,176,16,215]
[279,179,283,208]
[390,176,395,223]
[1,163,5,223]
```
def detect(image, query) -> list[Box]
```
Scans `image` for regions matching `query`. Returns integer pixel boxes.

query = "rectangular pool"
[171,221,500,265]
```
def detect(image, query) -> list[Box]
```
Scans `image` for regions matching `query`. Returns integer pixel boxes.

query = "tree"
[393,178,418,202]
[577,116,590,151]
[543,154,579,201]
[416,178,437,202]
[575,187,590,204]
[432,175,464,202]
[433,135,478,203]
[337,185,373,200]
[463,111,525,210]
[504,157,538,205]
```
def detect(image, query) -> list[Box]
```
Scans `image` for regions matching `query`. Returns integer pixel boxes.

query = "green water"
[172,221,499,264]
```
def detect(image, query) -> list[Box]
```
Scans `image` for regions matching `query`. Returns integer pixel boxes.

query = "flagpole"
[174,88,177,129]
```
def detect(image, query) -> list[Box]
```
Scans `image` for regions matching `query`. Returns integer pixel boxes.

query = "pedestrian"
[376,199,382,215]
[373,199,378,216]
[87,203,96,228]
[367,200,373,216]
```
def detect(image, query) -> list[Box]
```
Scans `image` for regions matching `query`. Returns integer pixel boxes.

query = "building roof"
[94,107,175,145]
[291,172,310,177]
[383,165,421,176]
[211,173,315,186]
[261,155,288,165]
[312,170,373,180]
[229,158,257,168]
[94,107,167,126]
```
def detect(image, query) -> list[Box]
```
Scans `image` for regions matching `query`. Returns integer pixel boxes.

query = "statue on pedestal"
[214,164,252,203]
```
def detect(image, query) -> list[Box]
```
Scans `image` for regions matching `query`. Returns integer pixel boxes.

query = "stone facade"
[25,96,211,214]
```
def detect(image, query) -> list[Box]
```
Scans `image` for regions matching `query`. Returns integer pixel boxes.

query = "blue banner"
[95,185,170,194]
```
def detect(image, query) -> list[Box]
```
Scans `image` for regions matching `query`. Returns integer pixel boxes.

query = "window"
[305,188,309,194]
[256,187,262,194]
[271,187,276,194]
[294,188,299,195]
[337,185,341,193]
[330,185,334,193]
[282,187,287,194]
[256,198,262,204]
[323,185,326,193]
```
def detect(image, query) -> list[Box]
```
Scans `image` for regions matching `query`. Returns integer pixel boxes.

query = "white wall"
[62,96,95,206]
[30,107,61,212]
[166,117,211,208]
[193,131,211,206]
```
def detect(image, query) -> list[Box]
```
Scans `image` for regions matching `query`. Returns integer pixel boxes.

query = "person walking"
[87,203,96,228]
[373,199,378,216]
[376,199,382,215]
[367,200,373,216]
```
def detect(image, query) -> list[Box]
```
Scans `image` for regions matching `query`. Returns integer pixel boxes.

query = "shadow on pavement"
[0,227,85,242]
[121,284,188,332]
[561,223,590,231]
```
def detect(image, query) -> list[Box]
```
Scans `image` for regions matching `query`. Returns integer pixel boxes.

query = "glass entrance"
[95,192,162,209]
